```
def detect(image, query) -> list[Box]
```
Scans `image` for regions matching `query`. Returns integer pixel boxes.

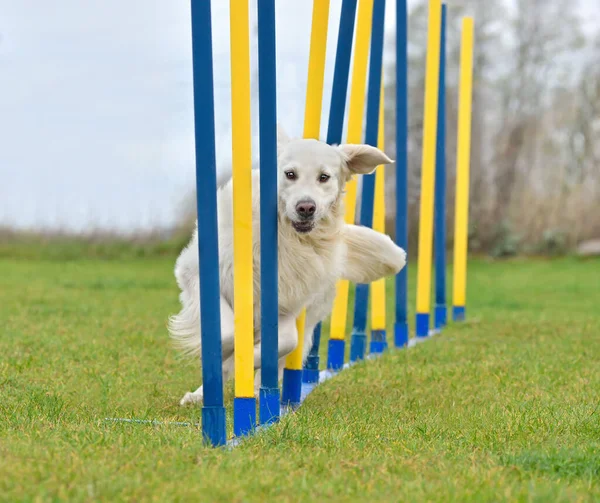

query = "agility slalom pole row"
[327,0,374,371]
[394,0,409,348]
[282,0,330,409]
[302,0,358,385]
[434,4,447,331]
[415,0,442,339]
[257,0,280,426]
[349,0,387,363]
[230,0,256,437]
[186,0,475,446]
[370,84,387,353]
[452,17,474,322]
[189,0,226,447]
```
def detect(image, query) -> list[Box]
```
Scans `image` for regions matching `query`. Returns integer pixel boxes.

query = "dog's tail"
[168,299,202,358]
[169,234,203,357]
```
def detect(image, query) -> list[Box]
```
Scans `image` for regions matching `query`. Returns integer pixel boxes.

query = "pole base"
[302,367,320,385]
[281,368,302,408]
[327,338,345,371]
[394,322,409,347]
[453,305,465,321]
[349,332,367,362]
[302,354,320,384]
[201,405,226,446]
[370,329,387,354]
[434,304,447,330]
[259,387,280,425]
[233,397,256,437]
[416,312,430,338]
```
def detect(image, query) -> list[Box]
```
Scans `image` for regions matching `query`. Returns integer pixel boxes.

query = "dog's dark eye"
[318,174,330,183]
[285,171,297,181]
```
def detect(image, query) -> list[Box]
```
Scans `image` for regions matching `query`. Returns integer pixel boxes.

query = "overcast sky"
[0,0,597,232]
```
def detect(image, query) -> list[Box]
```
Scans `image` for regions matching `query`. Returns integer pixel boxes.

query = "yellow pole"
[284,312,307,371]
[452,17,474,320]
[230,0,254,398]
[303,0,330,140]
[415,0,442,338]
[329,0,374,343]
[370,83,386,331]
[284,0,330,372]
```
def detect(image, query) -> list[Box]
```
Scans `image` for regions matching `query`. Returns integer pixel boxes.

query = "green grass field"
[1,254,599,502]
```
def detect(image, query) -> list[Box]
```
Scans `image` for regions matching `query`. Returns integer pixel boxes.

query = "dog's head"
[277,125,393,234]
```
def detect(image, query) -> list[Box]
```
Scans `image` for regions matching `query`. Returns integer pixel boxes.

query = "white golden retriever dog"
[169,126,406,405]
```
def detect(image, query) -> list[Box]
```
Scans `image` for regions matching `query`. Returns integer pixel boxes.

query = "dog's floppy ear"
[337,144,393,175]
[277,123,290,157]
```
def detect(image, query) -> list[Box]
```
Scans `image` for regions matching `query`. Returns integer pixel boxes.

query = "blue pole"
[302,0,358,383]
[257,0,280,425]
[302,323,321,384]
[190,0,226,446]
[350,0,386,362]
[394,0,409,348]
[326,0,359,146]
[434,4,447,331]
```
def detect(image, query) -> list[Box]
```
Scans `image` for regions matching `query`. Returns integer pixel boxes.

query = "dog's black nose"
[296,199,316,219]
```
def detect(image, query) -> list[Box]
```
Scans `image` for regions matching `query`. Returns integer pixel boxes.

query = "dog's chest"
[275,236,342,317]
[217,227,342,322]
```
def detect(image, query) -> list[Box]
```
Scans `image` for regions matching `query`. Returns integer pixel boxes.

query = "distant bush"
[537,229,569,256]
[490,221,522,258]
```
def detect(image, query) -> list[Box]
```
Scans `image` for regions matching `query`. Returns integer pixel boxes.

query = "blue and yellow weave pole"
[257,0,280,425]
[433,4,447,331]
[415,0,442,339]
[189,0,226,446]
[349,0,386,362]
[452,17,474,322]
[370,85,387,353]
[327,0,374,371]
[230,0,256,436]
[302,0,358,384]
[282,0,330,408]
[394,0,409,348]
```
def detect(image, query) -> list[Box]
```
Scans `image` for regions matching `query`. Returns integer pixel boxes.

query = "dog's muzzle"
[292,199,316,233]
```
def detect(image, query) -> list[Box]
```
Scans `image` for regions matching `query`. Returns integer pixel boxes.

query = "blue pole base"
[201,405,226,446]
[349,331,367,362]
[259,387,280,426]
[302,367,320,385]
[233,397,256,437]
[281,368,302,408]
[434,304,447,330]
[369,329,387,354]
[394,322,409,347]
[416,312,430,338]
[327,338,345,371]
[453,305,465,322]
[302,354,320,384]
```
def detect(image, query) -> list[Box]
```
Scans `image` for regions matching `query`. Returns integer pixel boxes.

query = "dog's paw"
[397,248,407,271]
[180,390,203,406]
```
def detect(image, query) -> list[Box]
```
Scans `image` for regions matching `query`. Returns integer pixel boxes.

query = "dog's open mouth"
[292,220,314,234]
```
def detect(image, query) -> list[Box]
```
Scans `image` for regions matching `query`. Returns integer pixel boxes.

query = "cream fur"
[169,128,406,405]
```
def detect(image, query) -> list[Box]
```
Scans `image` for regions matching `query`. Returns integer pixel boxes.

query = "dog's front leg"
[251,315,298,369]
[251,315,298,395]
[342,224,407,284]
[179,356,235,406]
